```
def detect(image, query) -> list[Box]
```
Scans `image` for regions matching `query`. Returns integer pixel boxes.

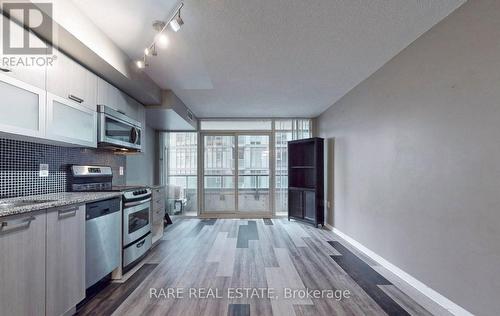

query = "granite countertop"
[0,192,123,218]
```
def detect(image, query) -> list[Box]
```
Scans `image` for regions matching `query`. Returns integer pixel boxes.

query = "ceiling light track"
[136,2,184,69]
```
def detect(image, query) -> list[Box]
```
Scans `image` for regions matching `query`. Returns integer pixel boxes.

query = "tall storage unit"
[288,137,324,227]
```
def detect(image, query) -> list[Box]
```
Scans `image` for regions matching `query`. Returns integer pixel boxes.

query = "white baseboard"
[322,225,472,316]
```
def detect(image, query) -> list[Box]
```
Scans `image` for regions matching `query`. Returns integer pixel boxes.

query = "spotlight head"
[136,60,145,69]
[169,15,184,32]
[144,47,150,56]
[156,33,169,48]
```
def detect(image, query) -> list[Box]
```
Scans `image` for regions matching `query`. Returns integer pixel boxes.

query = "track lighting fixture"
[136,2,184,69]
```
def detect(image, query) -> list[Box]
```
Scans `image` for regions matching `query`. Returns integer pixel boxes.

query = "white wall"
[317,0,500,315]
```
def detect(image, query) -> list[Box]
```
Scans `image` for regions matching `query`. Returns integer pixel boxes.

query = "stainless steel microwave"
[97,105,142,151]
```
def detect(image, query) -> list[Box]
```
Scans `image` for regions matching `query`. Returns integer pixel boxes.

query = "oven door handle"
[124,198,151,208]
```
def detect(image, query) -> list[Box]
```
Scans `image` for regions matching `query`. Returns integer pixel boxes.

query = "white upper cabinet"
[45,48,98,147]
[0,20,47,139]
[46,93,97,147]
[97,78,140,120]
[0,74,46,139]
[47,49,98,111]
[125,94,141,122]
[0,18,47,90]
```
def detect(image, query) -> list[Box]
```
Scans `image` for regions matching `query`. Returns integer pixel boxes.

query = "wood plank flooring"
[77,218,434,316]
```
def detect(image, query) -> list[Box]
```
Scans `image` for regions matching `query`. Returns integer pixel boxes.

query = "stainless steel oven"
[121,188,152,269]
[97,105,142,151]
[123,195,151,245]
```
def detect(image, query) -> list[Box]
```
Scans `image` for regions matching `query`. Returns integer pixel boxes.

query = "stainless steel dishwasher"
[85,197,121,289]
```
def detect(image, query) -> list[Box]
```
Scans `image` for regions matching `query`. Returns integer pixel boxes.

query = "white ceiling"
[73,0,465,118]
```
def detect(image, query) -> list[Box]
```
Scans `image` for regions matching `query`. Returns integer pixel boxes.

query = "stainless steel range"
[68,165,153,271]
[117,186,152,269]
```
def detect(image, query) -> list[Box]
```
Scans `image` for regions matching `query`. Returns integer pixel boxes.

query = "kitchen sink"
[0,200,57,209]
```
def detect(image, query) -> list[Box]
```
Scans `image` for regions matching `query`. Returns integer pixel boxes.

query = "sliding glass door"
[201,133,271,215]
[203,135,236,212]
[237,135,270,212]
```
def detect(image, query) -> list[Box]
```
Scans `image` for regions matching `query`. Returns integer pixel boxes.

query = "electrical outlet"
[39,164,49,177]
[119,166,124,176]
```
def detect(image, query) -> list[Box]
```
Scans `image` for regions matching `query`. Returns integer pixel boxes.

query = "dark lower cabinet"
[289,189,304,218]
[288,137,324,227]
[304,191,316,221]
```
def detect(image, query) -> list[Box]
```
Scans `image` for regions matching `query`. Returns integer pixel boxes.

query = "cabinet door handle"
[68,94,84,103]
[58,207,78,219]
[0,216,36,233]
[0,67,12,73]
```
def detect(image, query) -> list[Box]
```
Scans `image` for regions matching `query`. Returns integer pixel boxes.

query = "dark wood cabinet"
[288,137,324,227]
[304,190,316,221]
[289,189,304,218]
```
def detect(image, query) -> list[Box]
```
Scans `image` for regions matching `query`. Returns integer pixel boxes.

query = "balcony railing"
[167,175,291,214]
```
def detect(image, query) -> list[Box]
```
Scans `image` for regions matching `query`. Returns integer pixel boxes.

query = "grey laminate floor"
[77,218,434,316]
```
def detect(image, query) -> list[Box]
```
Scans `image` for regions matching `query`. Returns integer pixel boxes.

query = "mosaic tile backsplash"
[0,138,126,198]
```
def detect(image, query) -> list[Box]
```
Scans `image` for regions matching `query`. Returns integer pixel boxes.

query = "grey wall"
[317,0,500,314]
[126,126,157,186]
